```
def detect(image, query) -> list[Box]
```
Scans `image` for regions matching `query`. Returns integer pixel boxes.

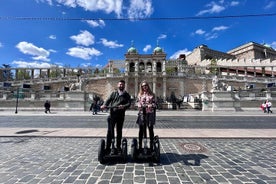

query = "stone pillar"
[179,79,184,96]
[125,77,129,92]
[135,77,138,97]
[162,60,166,76]
[39,69,42,78]
[163,77,167,100]
[153,60,157,76]
[125,61,129,76]
[15,69,19,80]
[47,69,50,78]
[135,60,139,77]
[152,77,156,94]
[31,69,35,79]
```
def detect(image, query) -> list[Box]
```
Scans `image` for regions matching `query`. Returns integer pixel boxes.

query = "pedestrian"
[90,100,98,115]
[44,100,51,114]
[100,80,131,153]
[260,101,267,113]
[266,100,273,114]
[136,81,156,151]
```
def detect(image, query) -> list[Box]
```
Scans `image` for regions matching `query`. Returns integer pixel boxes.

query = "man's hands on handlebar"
[100,105,125,110]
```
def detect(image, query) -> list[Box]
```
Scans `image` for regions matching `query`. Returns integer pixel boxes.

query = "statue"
[69,78,84,91]
[212,75,219,91]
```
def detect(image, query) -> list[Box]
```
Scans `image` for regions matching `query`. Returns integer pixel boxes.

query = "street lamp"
[15,87,19,114]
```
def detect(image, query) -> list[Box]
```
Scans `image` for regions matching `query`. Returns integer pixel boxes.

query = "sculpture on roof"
[69,78,84,91]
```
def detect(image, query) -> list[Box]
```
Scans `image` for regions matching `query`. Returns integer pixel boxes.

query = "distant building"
[186,41,276,65]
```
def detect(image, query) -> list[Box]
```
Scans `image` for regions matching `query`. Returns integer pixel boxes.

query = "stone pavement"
[0,110,276,184]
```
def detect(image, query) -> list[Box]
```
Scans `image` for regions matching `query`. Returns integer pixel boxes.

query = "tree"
[17,69,31,80]
[2,64,14,81]
[210,59,218,75]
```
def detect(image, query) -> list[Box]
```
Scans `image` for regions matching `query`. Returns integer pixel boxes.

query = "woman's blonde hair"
[138,80,155,97]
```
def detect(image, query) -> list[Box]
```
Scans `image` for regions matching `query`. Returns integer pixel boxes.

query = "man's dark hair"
[119,80,125,84]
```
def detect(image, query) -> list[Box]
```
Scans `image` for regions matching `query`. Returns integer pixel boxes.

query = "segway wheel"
[98,139,106,164]
[153,136,160,163]
[122,138,128,163]
[131,138,138,161]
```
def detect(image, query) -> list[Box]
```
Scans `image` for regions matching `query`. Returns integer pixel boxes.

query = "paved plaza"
[0,110,276,184]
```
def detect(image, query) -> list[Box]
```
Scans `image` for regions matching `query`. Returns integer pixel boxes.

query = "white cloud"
[170,49,191,60]
[49,35,56,39]
[128,0,154,19]
[70,30,95,46]
[55,0,77,7]
[197,2,225,16]
[36,0,53,6]
[230,1,239,6]
[51,0,123,17]
[100,38,123,48]
[205,32,218,40]
[195,29,205,35]
[11,60,52,68]
[86,19,105,28]
[42,0,154,19]
[264,1,275,9]
[143,44,151,52]
[16,41,50,62]
[0,42,3,48]
[157,34,167,40]
[66,46,102,60]
[212,26,229,31]
[269,41,276,50]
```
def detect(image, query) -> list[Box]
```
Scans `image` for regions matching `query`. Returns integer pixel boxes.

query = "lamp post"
[15,87,19,114]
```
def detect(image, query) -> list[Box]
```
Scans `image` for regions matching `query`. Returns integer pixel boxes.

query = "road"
[0,114,276,129]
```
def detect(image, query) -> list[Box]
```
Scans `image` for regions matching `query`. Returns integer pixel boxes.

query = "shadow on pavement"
[160,153,209,166]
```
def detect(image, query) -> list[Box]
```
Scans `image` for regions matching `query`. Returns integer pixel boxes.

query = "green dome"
[154,46,163,53]
[128,46,137,54]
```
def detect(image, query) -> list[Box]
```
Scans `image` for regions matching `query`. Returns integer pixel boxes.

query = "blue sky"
[0,0,275,69]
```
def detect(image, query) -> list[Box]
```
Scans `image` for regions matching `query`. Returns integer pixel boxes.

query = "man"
[101,80,131,153]
[44,100,51,114]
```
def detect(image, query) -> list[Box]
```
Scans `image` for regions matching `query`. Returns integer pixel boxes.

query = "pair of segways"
[130,107,160,163]
[98,106,160,164]
[98,137,160,164]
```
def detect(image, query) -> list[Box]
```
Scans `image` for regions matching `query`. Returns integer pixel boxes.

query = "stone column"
[135,60,139,77]
[47,69,50,78]
[15,69,19,80]
[153,60,157,76]
[125,61,129,76]
[179,79,184,96]
[125,77,129,92]
[163,77,167,100]
[162,60,166,76]
[31,69,34,79]
[135,77,138,97]
[152,77,156,94]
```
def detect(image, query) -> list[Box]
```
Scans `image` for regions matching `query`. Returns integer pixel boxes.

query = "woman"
[137,81,156,150]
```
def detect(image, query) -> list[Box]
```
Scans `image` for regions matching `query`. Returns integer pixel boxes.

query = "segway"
[131,107,160,163]
[98,106,128,164]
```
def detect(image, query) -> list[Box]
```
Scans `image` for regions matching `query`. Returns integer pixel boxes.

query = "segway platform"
[98,138,128,164]
[131,135,160,163]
